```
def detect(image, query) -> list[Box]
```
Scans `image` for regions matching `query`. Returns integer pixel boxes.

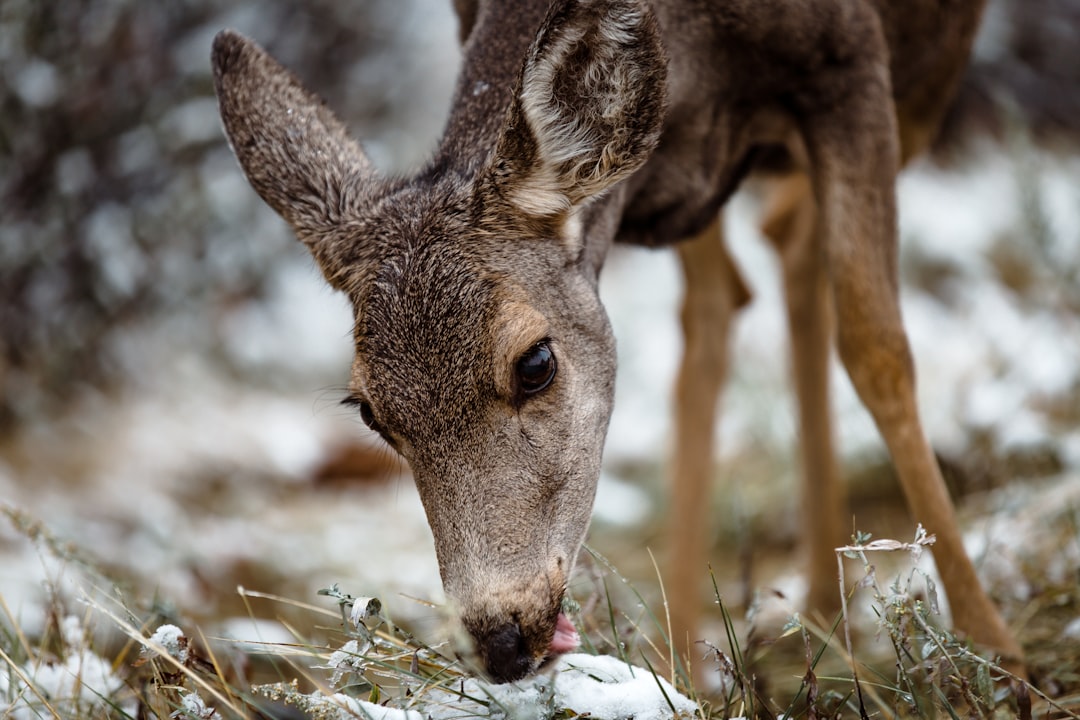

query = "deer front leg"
[761,172,846,623]
[668,214,750,663]
[799,33,1024,669]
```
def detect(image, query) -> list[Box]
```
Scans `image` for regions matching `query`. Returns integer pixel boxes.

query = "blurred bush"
[0,0,457,433]
[937,0,1080,152]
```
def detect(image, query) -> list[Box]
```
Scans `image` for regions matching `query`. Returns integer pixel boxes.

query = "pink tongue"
[549,612,580,654]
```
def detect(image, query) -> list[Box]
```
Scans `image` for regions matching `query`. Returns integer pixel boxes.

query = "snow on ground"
[0,368,442,636]
[290,653,698,720]
[0,615,137,720]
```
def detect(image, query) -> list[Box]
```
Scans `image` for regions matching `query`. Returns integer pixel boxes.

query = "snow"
[297,653,697,720]
[218,616,298,652]
[964,474,1080,602]
[594,472,653,527]
[149,624,190,664]
[0,647,133,720]
[219,260,354,377]
[178,690,224,720]
[545,654,697,719]
[317,693,423,720]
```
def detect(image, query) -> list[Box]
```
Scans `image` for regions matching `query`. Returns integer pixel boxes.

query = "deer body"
[213,0,1021,683]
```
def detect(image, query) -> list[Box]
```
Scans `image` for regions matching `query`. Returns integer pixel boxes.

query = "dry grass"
[4,502,1079,720]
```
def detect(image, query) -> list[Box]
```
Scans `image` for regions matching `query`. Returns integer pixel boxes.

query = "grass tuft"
[3,505,1080,718]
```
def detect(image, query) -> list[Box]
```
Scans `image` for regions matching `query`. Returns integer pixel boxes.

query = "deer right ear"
[484,0,667,222]
[212,31,375,253]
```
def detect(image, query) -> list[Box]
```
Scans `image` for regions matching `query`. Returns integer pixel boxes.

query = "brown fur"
[212,0,1022,683]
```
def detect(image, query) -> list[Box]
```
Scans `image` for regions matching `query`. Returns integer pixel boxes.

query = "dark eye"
[343,396,400,449]
[342,395,376,429]
[357,401,376,429]
[516,341,557,395]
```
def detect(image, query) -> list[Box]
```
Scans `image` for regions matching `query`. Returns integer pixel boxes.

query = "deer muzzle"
[464,602,579,683]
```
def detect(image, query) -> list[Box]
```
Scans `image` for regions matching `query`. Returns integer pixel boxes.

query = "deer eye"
[357,401,376,429]
[341,395,377,429]
[516,341,557,395]
[342,395,400,449]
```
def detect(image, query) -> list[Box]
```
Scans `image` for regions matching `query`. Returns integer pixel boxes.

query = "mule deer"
[213,0,1023,683]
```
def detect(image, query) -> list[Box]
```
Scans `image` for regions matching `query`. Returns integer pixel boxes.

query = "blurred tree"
[0,0,456,433]
[937,0,1080,152]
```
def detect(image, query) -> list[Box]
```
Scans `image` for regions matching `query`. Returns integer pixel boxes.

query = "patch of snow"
[600,245,681,463]
[1,648,132,720]
[149,624,189,664]
[294,653,697,720]
[179,690,223,719]
[220,261,354,378]
[593,472,652,527]
[964,376,1026,431]
[897,152,1016,267]
[312,692,423,720]
[55,147,95,196]
[59,615,85,648]
[965,475,1080,602]
[1063,435,1080,469]
[550,653,697,719]
[114,124,161,177]
[413,653,697,719]
[84,202,142,300]
[217,617,297,653]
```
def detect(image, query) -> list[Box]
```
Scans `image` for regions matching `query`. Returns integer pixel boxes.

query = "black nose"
[481,622,533,683]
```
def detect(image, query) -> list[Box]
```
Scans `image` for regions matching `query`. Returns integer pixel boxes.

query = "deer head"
[212,0,666,682]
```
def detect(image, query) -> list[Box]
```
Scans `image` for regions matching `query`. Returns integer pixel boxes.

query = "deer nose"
[479,621,533,683]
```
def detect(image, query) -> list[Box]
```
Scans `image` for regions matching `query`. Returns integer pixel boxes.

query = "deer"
[212,0,1024,683]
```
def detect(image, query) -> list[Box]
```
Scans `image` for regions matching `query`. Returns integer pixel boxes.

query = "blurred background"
[1,0,1078,683]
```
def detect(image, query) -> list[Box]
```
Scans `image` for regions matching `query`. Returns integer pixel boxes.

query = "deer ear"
[486,0,667,221]
[212,30,374,246]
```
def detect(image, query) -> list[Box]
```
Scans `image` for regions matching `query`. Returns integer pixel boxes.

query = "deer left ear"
[212,30,375,243]
[212,30,385,291]
[484,0,668,221]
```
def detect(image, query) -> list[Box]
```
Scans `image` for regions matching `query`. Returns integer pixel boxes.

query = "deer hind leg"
[800,46,1024,668]
[761,171,846,622]
[668,213,750,663]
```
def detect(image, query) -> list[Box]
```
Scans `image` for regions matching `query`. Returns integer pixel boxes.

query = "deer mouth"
[549,612,580,654]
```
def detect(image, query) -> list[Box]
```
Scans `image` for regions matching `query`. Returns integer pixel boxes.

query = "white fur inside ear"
[508,163,574,217]
[561,208,585,255]
[510,1,650,217]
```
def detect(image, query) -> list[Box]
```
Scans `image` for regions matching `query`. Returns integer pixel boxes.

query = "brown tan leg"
[761,172,847,621]
[799,56,1024,667]
[829,265,1024,665]
[668,213,750,662]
